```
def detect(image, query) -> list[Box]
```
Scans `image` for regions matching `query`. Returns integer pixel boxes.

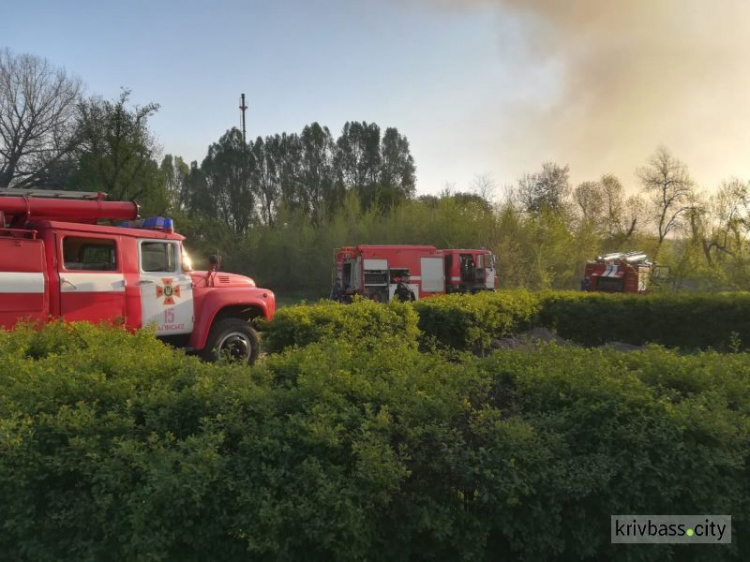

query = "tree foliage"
[200,128,255,234]
[517,162,571,215]
[71,89,166,213]
[177,121,416,234]
[0,49,82,188]
[638,146,694,258]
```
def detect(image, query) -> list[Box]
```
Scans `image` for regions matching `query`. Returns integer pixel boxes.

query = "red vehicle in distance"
[332,244,497,302]
[582,252,654,293]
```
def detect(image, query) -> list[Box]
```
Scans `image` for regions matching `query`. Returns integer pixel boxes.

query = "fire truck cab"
[442,249,497,294]
[0,189,275,364]
[332,245,497,302]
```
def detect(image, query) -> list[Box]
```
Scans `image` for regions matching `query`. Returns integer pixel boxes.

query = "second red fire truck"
[332,245,497,302]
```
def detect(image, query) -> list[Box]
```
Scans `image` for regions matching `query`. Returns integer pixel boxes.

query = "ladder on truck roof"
[0,188,107,200]
[598,251,648,264]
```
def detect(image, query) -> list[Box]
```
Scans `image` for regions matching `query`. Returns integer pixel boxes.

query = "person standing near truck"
[394,277,415,302]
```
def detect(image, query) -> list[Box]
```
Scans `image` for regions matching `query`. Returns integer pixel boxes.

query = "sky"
[3,0,750,197]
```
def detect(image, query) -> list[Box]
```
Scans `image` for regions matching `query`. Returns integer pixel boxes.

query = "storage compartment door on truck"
[58,234,127,323]
[418,256,444,297]
[363,258,388,301]
[138,239,194,335]
[0,236,47,328]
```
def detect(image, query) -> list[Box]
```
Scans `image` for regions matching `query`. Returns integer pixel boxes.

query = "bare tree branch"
[0,49,82,188]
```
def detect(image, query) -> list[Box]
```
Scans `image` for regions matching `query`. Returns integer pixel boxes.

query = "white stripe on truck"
[0,271,45,293]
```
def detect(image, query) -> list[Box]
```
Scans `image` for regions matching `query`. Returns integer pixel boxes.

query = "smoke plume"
[434,0,750,189]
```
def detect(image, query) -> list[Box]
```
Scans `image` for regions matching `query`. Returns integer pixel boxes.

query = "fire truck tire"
[202,318,260,365]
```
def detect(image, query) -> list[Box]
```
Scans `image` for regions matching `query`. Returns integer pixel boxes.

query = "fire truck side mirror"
[208,254,222,272]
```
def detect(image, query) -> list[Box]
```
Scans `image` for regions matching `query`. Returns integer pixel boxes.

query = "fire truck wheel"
[202,318,260,365]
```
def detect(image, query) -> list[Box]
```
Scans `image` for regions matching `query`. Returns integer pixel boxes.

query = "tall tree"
[276,133,303,212]
[336,121,382,207]
[379,127,416,199]
[299,123,339,225]
[183,161,213,218]
[73,89,164,206]
[573,181,604,225]
[599,174,627,238]
[201,128,255,234]
[517,162,571,215]
[702,179,750,266]
[0,49,82,188]
[621,194,647,243]
[160,154,190,212]
[250,136,280,227]
[638,146,694,259]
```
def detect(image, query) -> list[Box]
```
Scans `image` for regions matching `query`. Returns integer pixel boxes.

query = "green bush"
[263,290,750,354]
[538,292,750,350]
[2,322,750,560]
[412,290,541,350]
[471,345,750,560]
[261,298,420,354]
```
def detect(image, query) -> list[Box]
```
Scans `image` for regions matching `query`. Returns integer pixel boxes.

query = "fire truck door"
[483,254,497,289]
[138,240,194,335]
[0,237,47,328]
[59,235,126,323]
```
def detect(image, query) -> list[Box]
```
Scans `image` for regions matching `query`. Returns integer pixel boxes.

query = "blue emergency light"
[143,216,166,230]
[121,217,175,233]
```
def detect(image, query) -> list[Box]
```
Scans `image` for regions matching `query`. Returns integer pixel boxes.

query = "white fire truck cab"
[0,189,275,364]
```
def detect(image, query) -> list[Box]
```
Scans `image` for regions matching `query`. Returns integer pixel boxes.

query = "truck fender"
[190,289,272,351]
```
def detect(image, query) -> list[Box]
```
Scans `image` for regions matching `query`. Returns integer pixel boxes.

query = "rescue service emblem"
[155,278,181,305]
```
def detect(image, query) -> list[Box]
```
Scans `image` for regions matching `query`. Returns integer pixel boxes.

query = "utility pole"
[239,93,248,144]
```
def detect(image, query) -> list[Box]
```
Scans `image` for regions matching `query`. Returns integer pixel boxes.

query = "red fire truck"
[332,245,497,302]
[582,251,652,293]
[0,189,274,364]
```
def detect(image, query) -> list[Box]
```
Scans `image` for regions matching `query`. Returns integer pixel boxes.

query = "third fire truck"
[582,251,652,293]
[332,245,497,302]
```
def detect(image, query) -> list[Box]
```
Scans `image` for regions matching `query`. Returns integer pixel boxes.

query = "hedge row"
[1,323,749,560]
[261,298,420,354]
[540,291,750,350]
[412,290,541,351]
[264,292,750,353]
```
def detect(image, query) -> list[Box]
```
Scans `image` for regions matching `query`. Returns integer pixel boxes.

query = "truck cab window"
[141,241,178,272]
[63,237,117,271]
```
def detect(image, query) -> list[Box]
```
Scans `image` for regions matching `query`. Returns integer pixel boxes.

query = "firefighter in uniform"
[394,277,415,302]
[330,277,344,302]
